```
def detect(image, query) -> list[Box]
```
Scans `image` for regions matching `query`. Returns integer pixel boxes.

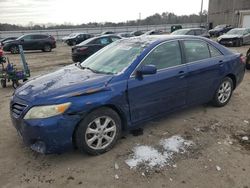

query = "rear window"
[183,40,210,62]
[209,45,222,57]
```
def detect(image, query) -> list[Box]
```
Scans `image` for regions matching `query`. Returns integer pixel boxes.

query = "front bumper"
[10,98,81,154]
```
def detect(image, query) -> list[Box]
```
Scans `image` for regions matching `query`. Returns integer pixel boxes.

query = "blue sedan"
[10,35,245,155]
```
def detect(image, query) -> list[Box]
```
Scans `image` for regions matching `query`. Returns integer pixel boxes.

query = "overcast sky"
[0,0,209,25]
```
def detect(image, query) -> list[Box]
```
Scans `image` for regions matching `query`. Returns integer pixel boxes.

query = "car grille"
[11,102,27,118]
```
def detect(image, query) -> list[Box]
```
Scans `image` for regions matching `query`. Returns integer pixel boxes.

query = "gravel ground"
[0,42,250,188]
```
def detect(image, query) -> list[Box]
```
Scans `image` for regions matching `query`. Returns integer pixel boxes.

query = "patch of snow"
[242,136,249,141]
[114,162,119,170]
[243,120,249,124]
[125,145,171,168]
[125,135,193,169]
[160,135,193,153]
[216,165,221,171]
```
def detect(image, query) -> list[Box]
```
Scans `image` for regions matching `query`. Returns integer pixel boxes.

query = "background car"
[71,34,121,62]
[171,28,210,38]
[130,30,144,36]
[117,32,133,38]
[217,28,250,47]
[209,24,233,37]
[143,29,164,35]
[11,36,245,155]
[62,33,93,46]
[101,31,115,35]
[3,34,56,54]
[0,37,17,47]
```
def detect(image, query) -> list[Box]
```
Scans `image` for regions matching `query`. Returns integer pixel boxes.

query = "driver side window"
[140,41,182,70]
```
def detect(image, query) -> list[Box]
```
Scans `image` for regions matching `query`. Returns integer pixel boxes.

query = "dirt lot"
[0,42,250,188]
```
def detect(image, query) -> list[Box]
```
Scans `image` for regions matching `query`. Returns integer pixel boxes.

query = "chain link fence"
[0,23,203,40]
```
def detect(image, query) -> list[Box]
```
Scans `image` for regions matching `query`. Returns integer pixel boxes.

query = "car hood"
[15,64,114,103]
[3,39,18,45]
[219,34,242,39]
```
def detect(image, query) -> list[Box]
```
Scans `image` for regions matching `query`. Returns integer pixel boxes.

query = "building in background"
[208,0,250,28]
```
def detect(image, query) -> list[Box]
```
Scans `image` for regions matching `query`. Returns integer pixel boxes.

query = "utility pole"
[200,0,204,27]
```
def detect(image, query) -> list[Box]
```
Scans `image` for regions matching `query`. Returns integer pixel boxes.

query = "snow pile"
[160,135,193,153]
[126,135,193,169]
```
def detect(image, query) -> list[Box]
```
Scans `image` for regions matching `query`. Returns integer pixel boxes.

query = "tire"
[71,41,76,46]
[237,39,243,47]
[212,77,233,107]
[1,79,6,88]
[75,107,122,155]
[43,44,52,52]
[12,80,19,89]
[10,46,19,54]
[246,51,250,70]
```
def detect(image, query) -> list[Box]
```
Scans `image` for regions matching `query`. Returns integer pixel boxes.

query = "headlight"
[24,102,71,119]
[217,37,222,41]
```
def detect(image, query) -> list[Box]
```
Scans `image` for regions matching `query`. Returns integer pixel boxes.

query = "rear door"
[127,40,188,123]
[182,39,225,105]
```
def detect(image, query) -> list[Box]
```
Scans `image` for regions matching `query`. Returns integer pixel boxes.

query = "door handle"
[219,60,224,66]
[178,71,186,78]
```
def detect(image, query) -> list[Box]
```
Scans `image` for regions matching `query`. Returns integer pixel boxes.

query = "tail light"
[78,47,87,52]
[50,35,56,41]
[240,54,246,64]
[0,49,4,57]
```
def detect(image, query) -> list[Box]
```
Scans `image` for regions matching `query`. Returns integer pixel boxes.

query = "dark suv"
[3,34,56,54]
[62,33,93,46]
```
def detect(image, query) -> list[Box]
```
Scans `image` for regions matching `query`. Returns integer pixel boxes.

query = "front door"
[127,41,188,124]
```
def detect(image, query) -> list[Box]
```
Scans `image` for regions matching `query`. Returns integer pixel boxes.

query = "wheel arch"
[225,73,236,90]
[72,104,128,149]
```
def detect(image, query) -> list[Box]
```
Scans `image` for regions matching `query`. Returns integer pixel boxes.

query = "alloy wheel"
[217,80,232,104]
[85,116,117,150]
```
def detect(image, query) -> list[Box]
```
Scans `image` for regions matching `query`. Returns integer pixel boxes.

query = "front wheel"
[75,107,121,155]
[10,46,19,54]
[212,77,233,107]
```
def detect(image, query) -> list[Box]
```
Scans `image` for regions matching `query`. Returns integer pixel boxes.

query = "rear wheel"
[212,77,233,107]
[43,44,52,52]
[10,46,19,54]
[75,107,121,155]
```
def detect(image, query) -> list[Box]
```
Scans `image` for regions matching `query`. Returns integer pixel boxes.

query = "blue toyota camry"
[10,35,245,155]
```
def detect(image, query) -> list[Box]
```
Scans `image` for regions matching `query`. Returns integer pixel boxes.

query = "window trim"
[130,39,184,78]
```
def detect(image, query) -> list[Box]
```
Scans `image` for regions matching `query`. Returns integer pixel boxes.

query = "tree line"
[0,11,207,31]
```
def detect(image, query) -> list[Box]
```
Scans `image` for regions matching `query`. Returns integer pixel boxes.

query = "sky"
[0,0,209,25]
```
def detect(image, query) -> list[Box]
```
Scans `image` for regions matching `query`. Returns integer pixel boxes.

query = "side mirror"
[136,65,157,77]
[20,39,24,42]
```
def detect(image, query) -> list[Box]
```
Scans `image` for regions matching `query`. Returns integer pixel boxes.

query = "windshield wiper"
[77,63,114,75]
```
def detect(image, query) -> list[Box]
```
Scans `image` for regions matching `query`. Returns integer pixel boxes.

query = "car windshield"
[226,29,245,35]
[80,39,147,74]
[171,29,189,35]
[78,37,96,46]
[69,33,78,37]
[214,25,226,29]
